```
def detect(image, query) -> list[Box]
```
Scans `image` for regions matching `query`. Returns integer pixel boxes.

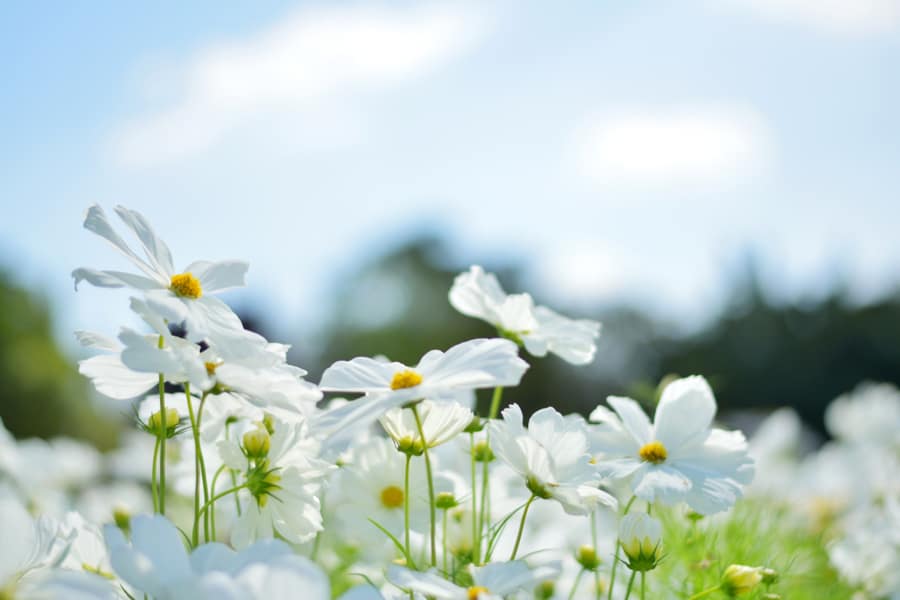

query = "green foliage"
[650,500,856,599]
[0,272,118,448]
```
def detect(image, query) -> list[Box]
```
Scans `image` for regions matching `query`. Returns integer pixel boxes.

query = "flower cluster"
[0,205,796,600]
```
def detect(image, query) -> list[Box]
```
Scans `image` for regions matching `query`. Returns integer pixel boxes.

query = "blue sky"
[1,0,898,347]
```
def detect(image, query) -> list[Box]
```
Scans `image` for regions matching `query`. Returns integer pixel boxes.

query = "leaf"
[367,518,417,570]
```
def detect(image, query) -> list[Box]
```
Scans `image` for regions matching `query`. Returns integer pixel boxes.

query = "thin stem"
[209,464,229,541]
[477,448,490,564]
[186,385,202,547]
[197,484,248,523]
[568,569,585,600]
[623,571,637,600]
[509,494,537,560]
[487,386,504,420]
[687,586,721,600]
[403,453,412,561]
[197,394,210,540]
[469,432,479,565]
[442,509,449,574]
[608,496,638,600]
[411,405,437,566]
[640,571,646,600]
[225,422,242,516]
[150,437,160,513]
[157,372,167,515]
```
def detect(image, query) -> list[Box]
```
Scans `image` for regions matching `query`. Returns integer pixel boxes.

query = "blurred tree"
[0,272,119,448]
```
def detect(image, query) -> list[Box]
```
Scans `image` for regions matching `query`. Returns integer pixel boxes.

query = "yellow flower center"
[170,272,202,299]
[380,485,404,509]
[467,586,489,600]
[390,369,423,390]
[638,440,667,464]
[205,361,219,375]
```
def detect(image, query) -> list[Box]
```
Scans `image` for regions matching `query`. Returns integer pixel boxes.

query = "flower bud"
[472,441,494,463]
[113,507,131,532]
[534,580,555,599]
[396,436,425,456]
[261,413,276,434]
[760,568,778,585]
[149,408,179,436]
[242,427,271,459]
[721,565,763,596]
[576,544,601,570]
[436,492,458,510]
[619,513,663,572]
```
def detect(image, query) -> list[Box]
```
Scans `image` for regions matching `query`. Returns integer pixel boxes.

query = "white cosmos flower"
[0,491,76,593]
[75,330,158,400]
[825,382,900,449]
[380,399,474,451]
[72,204,248,345]
[387,560,559,600]
[491,404,617,516]
[216,416,333,548]
[590,375,754,515]
[449,265,601,365]
[103,514,373,600]
[319,337,529,409]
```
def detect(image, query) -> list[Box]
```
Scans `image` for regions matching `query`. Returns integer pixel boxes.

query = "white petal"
[631,465,691,505]
[607,396,652,445]
[418,338,529,389]
[654,376,716,452]
[80,204,163,282]
[72,268,161,291]
[114,205,176,277]
[79,355,157,400]
[448,265,508,325]
[185,260,249,293]
[319,358,401,392]
[387,566,461,598]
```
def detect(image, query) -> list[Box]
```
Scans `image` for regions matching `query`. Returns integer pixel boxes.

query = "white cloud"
[110,3,488,166]
[724,0,900,35]
[574,105,773,187]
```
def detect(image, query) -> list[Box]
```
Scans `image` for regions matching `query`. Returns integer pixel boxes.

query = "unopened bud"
[760,568,778,585]
[722,565,763,597]
[113,507,131,532]
[619,513,663,572]
[473,441,494,463]
[436,492,458,510]
[397,436,424,456]
[149,408,179,436]
[576,544,601,570]
[534,580,555,600]
[242,427,271,459]
[261,413,275,434]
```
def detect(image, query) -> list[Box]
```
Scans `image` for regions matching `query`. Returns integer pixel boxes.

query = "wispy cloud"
[574,105,773,187]
[723,0,900,35]
[110,3,489,166]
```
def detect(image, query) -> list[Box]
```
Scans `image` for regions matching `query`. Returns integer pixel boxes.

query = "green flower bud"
[576,544,601,570]
[242,427,271,459]
[534,580,555,600]
[149,408,179,436]
[722,565,763,597]
[436,492,458,510]
[760,568,778,585]
[472,440,494,463]
[619,513,663,572]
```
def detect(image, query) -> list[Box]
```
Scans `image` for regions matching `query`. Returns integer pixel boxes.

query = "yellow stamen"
[390,369,422,390]
[170,272,202,299]
[205,361,219,375]
[638,440,667,464]
[468,586,489,600]
[380,485,404,509]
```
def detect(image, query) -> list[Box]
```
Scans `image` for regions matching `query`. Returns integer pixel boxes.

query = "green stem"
[509,494,537,560]
[225,422,242,517]
[197,394,210,540]
[157,372,166,515]
[209,464,229,541]
[442,509,449,574]
[186,385,202,547]
[592,511,600,599]
[150,437,160,513]
[569,569,585,600]
[687,586,721,600]
[197,484,248,523]
[477,447,490,564]
[623,571,637,600]
[487,386,504,420]
[640,571,646,600]
[403,453,412,561]
[608,495,637,600]
[469,432,479,565]
[411,405,437,566]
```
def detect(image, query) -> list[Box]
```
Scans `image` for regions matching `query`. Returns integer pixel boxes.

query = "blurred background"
[1,1,899,449]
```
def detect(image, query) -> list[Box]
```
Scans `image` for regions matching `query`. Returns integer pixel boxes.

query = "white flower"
[618,512,663,572]
[387,560,559,600]
[72,204,248,345]
[825,382,900,449]
[0,492,75,592]
[217,416,332,547]
[491,404,617,515]
[103,514,371,600]
[75,330,158,400]
[319,337,529,410]
[380,399,474,451]
[590,375,754,515]
[449,265,601,365]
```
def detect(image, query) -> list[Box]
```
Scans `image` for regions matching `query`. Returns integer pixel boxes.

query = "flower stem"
[569,569,585,600]
[442,509,449,574]
[640,571,646,600]
[411,405,437,566]
[197,484,248,523]
[404,453,412,561]
[157,371,166,515]
[623,571,637,600]
[197,393,210,540]
[510,494,537,560]
[209,464,229,541]
[150,437,160,513]
[224,422,242,516]
[592,510,601,599]
[687,586,721,600]
[185,384,206,547]
[608,495,637,600]
[469,432,479,564]
[478,449,490,564]
[487,386,504,420]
